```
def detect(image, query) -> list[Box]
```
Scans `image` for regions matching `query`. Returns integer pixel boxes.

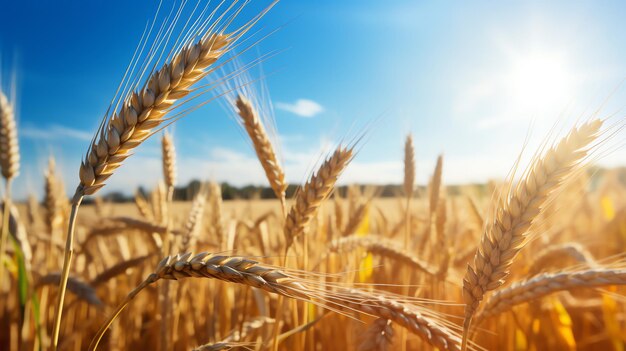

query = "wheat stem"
[51,194,83,351]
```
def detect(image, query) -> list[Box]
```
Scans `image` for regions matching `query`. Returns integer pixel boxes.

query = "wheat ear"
[474,268,626,325]
[235,94,287,208]
[44,157,64,233]
[284,146,354,250]
[88,252,311,350]
[461,119,603,349]
[180,186,208,252]
[403,135,415,198]
[338,289,462,351]
[161,131,177,197]
[0,89,19,290]
[0,90,19,180]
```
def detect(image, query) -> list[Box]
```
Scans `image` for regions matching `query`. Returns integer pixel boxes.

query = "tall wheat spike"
[51,2,277,349]
[461,119,603,349]
[161,131,177,197]
[0,89,19,289]
[284,146,354,250]
[0,90,18,181]
[403,135,415,198]
[235,94,287,209]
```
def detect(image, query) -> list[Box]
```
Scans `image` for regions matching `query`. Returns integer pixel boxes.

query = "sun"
[508,52,573,110]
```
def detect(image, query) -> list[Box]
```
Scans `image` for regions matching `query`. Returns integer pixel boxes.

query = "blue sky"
[1,0,625,199]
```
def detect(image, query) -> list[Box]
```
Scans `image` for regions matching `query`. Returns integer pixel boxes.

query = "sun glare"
[509,52,573,110]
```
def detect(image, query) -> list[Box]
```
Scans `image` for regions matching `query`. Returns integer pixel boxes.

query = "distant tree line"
[86,166,625,203]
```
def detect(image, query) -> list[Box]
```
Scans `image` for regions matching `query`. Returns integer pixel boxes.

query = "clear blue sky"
[1,0,625,199]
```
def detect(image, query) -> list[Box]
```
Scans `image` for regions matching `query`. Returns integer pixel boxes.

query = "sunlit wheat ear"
[161,131,177,195]
[77,1,277,197]
[44,157,63,232]
[0,90,19,180]
[474,268,626,326]
[430,155,443,214]
[403,135,415,198]
[336,289,462,351]
[0,87,19,297]
[78,31,231,196]
[235,94,286,206]
[88,252,314,350]
[284,145,354,250]
[461,119,603,349]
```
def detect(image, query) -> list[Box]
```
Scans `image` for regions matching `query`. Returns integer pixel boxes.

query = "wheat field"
[1,1,625,351]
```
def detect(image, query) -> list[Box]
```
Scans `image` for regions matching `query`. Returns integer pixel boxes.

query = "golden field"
[0,1,625,351]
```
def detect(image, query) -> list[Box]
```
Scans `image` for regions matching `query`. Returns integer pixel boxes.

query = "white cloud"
[21,124,92,141]
[275,99,324,118]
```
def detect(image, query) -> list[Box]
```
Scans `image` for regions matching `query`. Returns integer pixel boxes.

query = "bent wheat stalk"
[461,119,603,350]
[474,268,626,326]
[51,2,277,348]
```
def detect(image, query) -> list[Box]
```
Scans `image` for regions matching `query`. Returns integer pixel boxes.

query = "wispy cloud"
[21,124,92,141]
[275,99,324,118]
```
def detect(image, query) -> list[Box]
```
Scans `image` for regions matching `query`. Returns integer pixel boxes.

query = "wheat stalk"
[461,119,603,349]
[474,268,626,326]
